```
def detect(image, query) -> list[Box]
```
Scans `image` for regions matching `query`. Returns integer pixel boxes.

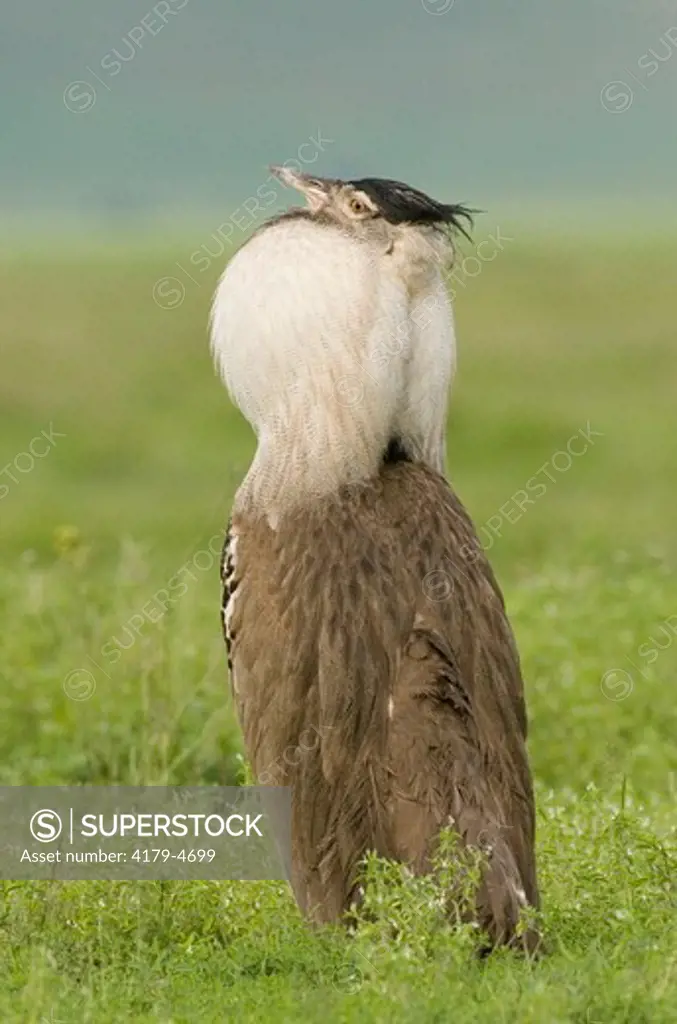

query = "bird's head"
[269,166,475,284]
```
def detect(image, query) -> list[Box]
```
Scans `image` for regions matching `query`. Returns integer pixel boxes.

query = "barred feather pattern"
[221,459,540,951]
[220,522,239,679]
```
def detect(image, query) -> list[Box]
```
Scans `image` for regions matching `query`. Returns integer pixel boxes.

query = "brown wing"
[381,466,538,949]
[224,460,538,945]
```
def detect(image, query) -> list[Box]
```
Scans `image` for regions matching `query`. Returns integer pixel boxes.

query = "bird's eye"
[349,197,368,215]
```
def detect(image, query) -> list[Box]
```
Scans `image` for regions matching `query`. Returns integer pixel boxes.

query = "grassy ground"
[1,227,676,1021]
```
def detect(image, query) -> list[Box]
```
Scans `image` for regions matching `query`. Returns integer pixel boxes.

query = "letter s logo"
[30,809,63,842]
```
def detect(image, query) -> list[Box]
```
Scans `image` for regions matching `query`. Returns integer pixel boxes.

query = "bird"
[210,166,539,951]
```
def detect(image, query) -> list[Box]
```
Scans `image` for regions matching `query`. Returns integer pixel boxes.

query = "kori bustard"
[210,168,539,950]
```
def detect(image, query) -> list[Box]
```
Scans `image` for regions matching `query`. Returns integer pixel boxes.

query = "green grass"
[1,229,676,1021]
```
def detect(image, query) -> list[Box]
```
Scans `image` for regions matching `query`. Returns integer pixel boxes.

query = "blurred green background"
[4,1,677,220]
[2,225,677,1022]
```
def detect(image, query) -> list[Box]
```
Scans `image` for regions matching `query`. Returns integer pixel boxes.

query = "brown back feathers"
[223,459,539,949]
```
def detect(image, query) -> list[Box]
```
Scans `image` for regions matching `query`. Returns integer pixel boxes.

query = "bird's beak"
[269,165,332,213]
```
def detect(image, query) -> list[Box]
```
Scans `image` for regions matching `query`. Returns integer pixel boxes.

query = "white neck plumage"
[210,215,456,522]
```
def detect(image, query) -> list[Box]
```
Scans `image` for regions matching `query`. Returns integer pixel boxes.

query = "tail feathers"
[314,751,392,919]
[455,810,540,954]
